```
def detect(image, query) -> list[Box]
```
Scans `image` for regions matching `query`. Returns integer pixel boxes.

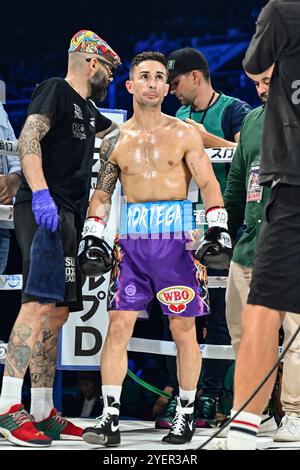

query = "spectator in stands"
[63,372,102,418]
[0,102,21,274]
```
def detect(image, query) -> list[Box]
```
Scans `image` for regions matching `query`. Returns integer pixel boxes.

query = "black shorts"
[14,201,83,312]
[248,184,300,314]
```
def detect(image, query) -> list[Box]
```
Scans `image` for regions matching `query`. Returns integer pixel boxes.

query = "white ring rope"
[0,139,236,162]
[0,275,227,291]
[0,339,284,362]
[0,139,18,156]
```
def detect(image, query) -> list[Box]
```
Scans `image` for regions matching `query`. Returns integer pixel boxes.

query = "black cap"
[167,47,209,82]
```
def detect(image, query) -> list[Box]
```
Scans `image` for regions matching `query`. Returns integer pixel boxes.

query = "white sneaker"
[259,413,278,436]
[215,413,277,438]
[215,422,229,438]
[273,414,300,442]
[205,438,228,450]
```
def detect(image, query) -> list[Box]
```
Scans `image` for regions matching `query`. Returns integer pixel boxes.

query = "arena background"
[1,0,266,133]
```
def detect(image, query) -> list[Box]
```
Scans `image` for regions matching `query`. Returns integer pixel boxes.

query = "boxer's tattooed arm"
[96,128,120,194]
[96,161,120,193]
[18,113,51,162]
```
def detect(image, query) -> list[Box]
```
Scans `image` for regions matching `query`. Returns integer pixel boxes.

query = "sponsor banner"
[59,275,110,369]
[59,109,126,369]
[206,147,236,162]
[0,274,22,290]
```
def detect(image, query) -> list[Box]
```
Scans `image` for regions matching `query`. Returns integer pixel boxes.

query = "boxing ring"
[0,135,237,371]
[0,136,293,451]
[1,418,297,451]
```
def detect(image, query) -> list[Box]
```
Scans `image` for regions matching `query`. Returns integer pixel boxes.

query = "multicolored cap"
[68,30,121,68]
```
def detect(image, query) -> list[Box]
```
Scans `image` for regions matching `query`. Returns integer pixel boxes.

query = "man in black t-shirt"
[208,1,300,450]
[0,30,121,447]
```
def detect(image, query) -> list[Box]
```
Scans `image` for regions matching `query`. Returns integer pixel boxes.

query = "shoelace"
[94,412,112,429]
[52,411,67,425]
[170,410,187,435]
[198,398,215,419]
[165,399,177,417]
[12,409,32,426]
[10,411,45,438]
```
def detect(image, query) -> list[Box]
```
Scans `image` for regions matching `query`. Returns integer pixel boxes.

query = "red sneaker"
[0,404,52,447]
[35,408,83,440]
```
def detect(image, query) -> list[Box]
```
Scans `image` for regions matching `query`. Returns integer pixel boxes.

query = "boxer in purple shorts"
[78,51,232,447]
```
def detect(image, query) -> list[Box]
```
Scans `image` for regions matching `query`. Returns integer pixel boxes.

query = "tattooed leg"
[30,307,69,388]
[4,302,50,379]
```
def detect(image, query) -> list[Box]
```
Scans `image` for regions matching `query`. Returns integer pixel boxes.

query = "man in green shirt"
[167,47,251,195]
[224,69,300,443]
[224,79,271,353]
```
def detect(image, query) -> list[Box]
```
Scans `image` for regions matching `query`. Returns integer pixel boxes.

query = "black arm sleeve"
[28,78,63,118]
[243,1,288,74]
[95,112,113,133]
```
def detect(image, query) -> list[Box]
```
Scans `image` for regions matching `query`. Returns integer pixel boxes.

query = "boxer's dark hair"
[130,51,168,79]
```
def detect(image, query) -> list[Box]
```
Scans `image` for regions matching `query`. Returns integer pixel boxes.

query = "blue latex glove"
[32,189,59,232]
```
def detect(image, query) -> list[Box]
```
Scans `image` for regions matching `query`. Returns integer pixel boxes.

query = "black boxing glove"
[78,216,114,277]
[194,207,232,270]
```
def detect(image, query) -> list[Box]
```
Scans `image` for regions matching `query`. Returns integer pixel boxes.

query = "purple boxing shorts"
[107,200,210,317]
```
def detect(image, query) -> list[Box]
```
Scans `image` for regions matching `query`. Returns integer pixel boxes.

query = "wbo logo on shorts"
[125,284,136,297]
[157,286,195,314]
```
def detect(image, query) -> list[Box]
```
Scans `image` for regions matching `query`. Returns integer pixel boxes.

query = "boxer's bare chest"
[116,127,186,176]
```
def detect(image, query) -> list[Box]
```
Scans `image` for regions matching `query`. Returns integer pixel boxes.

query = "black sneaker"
[82,397,120,447]
[194,395,217,428]
[162,397,195,445]
[155,396,177,429]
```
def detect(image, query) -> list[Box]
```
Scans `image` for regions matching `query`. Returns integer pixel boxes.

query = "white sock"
[102,385,122,412]
[0,377,23,413]
[179,387,196,404]
[30,387,53,422]
[227,410,261,450]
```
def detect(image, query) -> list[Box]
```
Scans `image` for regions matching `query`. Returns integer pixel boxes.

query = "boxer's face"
[169,72,198,105]
[126,60,169,107]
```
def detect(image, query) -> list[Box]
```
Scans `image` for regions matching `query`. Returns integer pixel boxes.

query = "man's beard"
[259,93,268,103]
[89,71,109,103]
